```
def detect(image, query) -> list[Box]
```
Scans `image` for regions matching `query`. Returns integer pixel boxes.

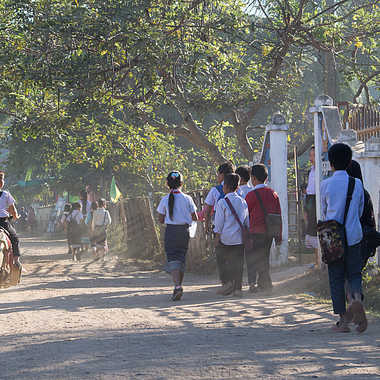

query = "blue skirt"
[164,224,190,272]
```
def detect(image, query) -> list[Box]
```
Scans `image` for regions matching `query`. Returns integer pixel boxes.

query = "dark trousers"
[245,234,273,289]
[215,243,244,290]
[328,243,362,315]
[0,219,20,256]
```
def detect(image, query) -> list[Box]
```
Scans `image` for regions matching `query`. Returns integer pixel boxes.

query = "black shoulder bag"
[317,177,355,265]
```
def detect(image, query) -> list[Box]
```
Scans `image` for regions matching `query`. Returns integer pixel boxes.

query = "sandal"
[331,320,350,333]
[349,300,368,333]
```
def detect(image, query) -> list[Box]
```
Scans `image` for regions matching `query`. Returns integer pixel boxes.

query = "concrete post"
[309,95,336,267]
[266,114,288,266]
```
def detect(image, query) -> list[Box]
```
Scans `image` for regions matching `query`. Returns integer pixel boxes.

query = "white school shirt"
[239,184,253,199]
[306,166,315,195]
[320,170,364,246]
[0,190,15,218]
[67,210,83,224]
[205,182,224,211]
[93,208,112,227]
[214,192,249,245]
[157,191,197,225]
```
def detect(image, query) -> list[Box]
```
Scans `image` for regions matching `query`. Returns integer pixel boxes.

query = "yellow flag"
[110,176,122,203]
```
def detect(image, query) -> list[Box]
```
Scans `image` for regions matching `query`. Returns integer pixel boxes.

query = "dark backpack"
[215,184,224,201]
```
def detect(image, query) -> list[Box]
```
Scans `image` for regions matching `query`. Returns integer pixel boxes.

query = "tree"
[0,0,378,175]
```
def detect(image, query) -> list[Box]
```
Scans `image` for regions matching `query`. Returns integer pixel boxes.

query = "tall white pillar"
[267,114,288,265]
[309,94,341,268]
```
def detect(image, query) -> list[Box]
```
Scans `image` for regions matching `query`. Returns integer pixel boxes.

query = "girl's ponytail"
[166,171,183,221]
[168,191,175,220]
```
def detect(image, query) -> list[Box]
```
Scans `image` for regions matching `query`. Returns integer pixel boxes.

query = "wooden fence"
[340,103,380,141]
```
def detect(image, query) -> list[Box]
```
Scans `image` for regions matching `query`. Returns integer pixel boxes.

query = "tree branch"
[353,71,380,103]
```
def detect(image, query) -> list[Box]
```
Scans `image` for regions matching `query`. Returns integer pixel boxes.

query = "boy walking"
[245,164,282,292]
[320,143,367,333]
[214,173,249,297]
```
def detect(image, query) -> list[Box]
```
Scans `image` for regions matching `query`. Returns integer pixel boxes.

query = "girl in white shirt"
[157,171,198,301]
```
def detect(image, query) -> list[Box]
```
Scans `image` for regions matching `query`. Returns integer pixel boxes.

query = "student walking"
[304,146,320,268]
[157,171,198,301]
[245,164,282,293]
[85,201,99,257]
[203,162,234,291]
[236,165,253,199]
[346,160,377,270]
[61,203,72,256]
[320,143,367,333]
[203,162,235,232]
[213,173,249,297]
[91,199,111,259]
[66,202,84,261]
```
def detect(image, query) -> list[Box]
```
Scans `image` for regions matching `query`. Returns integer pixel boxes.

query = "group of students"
[157,162,282,301]
[157,143,374,335]
[61,194,112,261]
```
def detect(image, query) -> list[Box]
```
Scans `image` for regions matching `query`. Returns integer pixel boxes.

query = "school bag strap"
[343,176,355,226]
[224,197,252,249]
[253,189,268,218]
[224,197,244,230]
[0,191,3,198]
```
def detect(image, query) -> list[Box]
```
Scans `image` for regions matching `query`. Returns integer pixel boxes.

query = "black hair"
[167,171,183,220]
[217,162,234,175]
[251,164,268,183]
[346,160,363,182]
[98,198,106,208]
[328,143,352,170]
[224,173,240,192]
[90,201,98,211]
[310,146,315,150]
[235,165,251,182]
[63,203,72,213]
[72,202,81,211]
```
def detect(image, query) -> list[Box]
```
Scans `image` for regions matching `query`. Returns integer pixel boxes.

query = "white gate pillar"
[267,114,289,266]
[310,94,345,267]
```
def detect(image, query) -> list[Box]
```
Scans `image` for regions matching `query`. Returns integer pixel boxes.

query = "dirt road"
[0,237,379,379]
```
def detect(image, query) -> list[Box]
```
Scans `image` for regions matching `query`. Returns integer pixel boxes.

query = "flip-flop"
[331,321,350,333]
[349,300,368,333]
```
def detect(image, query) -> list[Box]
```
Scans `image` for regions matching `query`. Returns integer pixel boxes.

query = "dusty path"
[0,236,379,380]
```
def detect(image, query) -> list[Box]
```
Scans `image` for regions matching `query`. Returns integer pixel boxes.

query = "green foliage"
[0,0,379,194]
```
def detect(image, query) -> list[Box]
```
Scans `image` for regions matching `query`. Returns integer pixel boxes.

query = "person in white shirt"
[214,173,249,297]
[203,162,235,232]
[66,202,84,261]
[157,171,198,301]
[91,198,111,259]
[304,146,319,267]
[320,143,367,333]
[236,165,253,199]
